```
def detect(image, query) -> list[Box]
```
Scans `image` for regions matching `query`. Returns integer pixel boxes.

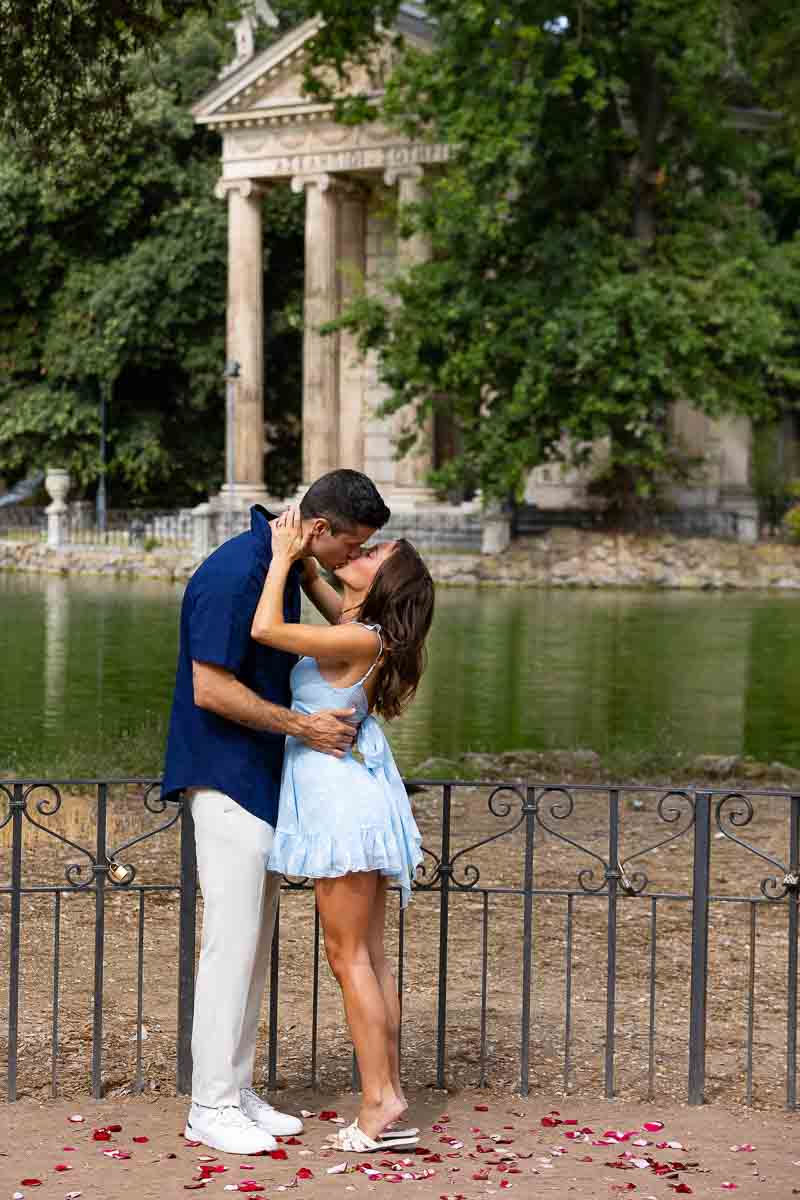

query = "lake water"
[2,571,800,776]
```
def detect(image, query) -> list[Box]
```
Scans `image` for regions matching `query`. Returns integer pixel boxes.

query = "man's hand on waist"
[293,708,357,758]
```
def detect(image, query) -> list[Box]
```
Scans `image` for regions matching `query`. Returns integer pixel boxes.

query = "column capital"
[214,177,272,201]
[290,171,364,196]
[384,163,425,189]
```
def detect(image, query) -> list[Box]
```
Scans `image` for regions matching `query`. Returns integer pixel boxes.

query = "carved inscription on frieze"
[224,141,449,178]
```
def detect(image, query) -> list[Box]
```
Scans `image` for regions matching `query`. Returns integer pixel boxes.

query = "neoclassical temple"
[194,5,447,513]
[194,5,766,538]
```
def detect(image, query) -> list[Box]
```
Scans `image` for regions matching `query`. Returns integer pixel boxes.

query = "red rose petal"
[237,1184,264,1193]
[318,1110,338,1120]
[62,1146,77,1152]
[21,1181,43,1188]
[269,1149,288,1160]
[133,1135,149,1143]
[474,1105,489,1112]
[92,1129,112,1141]
[296,1167,314,1180]
[54,1164,73,1171]
[671,1187,693,1195]
[644,1121,664,1133]
[106,1123,123,1132]
[285,1136,303,1145]
[721,1184,738,1191]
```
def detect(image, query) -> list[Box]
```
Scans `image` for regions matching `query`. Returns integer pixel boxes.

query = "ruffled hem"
[268,827,423,907]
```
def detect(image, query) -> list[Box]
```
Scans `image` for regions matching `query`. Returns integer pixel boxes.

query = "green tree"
[0,5,305,505]
[296,0,800,508]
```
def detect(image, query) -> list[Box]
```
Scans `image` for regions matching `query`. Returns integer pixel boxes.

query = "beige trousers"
[189,788,280,1108]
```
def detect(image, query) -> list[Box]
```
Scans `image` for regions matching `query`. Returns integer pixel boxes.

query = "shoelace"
[218,1105,254,1127]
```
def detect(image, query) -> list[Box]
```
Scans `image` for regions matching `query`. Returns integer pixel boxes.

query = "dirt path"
[2,1090,798,1199]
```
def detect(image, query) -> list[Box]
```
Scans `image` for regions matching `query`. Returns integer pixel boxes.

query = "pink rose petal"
[643,1121,664,1133]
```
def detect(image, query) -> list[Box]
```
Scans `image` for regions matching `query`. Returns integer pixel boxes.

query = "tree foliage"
[0,6,305,505]
[297,0,800,506]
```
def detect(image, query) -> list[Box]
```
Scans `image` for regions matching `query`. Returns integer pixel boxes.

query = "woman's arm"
[301,558,343,625]
[251,508,375,663]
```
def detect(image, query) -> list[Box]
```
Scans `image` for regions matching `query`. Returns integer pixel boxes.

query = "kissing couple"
[162,469,435,1156]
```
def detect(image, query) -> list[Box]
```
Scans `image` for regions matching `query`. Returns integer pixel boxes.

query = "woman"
[250,507,435,1153]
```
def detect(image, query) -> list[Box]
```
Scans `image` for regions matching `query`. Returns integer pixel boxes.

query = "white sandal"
[328,1120,419,1152]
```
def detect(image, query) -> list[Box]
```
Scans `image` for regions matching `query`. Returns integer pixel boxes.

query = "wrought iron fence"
[0,506,46,541]
[2,778,800,1107]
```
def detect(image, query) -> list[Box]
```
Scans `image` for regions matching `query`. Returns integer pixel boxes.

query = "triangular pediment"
[193,10,432,128]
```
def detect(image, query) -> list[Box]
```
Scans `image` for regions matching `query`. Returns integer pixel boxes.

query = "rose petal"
[133,1135,149,1143]
[54,1164,73,1171]
[318,1110,338,1120]
[20,1182,43,1188]
[671,1187,693,1195]
[269,1149,288,1160]
[296,1168,313,1180]
[184,1185,208,1191]
[62,1146,77,1152]
[327,1163,348,1175]
[92,1129,112,1141]
[68,1114,85,1123]
[643,1122,664,1133]
[474,1105,489,1112]
[721,1185,738,1191]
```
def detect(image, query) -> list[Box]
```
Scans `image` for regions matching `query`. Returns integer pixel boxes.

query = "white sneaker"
[240,1088,304,1136]
[184,1102,278,1154]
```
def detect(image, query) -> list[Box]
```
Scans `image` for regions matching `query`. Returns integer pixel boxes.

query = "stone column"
[338,184,368,471]
[292,172,343,486]
[714,414,759,542]
[385,165,436,504]
[214,178,273,508]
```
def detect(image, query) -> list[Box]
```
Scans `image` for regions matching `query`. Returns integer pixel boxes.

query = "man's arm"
[192,661,355,757]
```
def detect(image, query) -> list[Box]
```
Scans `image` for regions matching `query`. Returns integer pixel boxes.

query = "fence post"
[481,501,511,555]
[519,786,536,1096]
[192,503,213,560]
[7,784,23,1101]
[787,795,800,1109]
[688,791,711,1104]
[177,798,198,1095]
[435,785,452,1090]
[92,784,108,1099]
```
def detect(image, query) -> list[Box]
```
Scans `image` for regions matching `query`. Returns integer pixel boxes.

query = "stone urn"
[44,467,71,511]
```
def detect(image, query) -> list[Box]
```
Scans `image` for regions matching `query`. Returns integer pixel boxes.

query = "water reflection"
[43,575,68,719]
[2,573,800,775]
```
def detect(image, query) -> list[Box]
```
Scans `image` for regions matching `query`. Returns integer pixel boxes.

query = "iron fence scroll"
[3,778,800,1108]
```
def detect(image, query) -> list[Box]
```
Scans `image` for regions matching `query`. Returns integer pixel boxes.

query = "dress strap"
[352,622,383,689]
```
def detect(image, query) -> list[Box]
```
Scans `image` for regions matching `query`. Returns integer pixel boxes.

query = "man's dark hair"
[300,469,391,533]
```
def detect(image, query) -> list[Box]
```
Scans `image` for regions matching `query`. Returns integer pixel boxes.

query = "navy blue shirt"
[161,506,302,826]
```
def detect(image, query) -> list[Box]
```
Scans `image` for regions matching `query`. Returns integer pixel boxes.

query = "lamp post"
[223,360,241,501]
[96,378,111,533]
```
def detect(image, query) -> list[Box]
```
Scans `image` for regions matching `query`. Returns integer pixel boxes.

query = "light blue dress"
[267,624,423,907]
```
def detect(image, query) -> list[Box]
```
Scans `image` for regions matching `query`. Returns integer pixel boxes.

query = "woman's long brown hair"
[357,539,435,720]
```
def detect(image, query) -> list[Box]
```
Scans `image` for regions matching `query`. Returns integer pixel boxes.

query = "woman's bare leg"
[316,872,405,1140]
[367,877,406,1113]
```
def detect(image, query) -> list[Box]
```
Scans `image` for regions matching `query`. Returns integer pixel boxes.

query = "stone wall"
[5,528,800,589]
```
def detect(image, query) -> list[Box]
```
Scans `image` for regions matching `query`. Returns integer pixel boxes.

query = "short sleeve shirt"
[161,506,302,826]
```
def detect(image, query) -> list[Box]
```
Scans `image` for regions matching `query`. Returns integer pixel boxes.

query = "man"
[162,469,391,1154]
